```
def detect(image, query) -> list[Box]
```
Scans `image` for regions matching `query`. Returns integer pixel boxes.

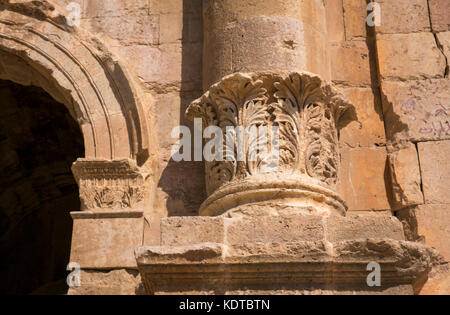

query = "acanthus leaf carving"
[185,72,357,198]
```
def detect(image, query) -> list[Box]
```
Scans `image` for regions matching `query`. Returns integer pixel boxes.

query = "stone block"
[429,0,450,32]
[83,0,150,18]
[339,147,390,211]
[325,0,345,42]
[70,211,144,269]
[161,216,224,246]
[376,33,446,80]
[381,79,450,144]
[418,140,450,204]
[86,15,159,46]
[377,0,430,34]
[437,32,450,62]
[408,204,450,261]
[387,144,424,210]
[159,213,405,247]
[343,0,368,39]
[68,269,144,295]
[339,87,386,148]
[329,41,371,86]
[225,215,326,245]
[327,215,405,242]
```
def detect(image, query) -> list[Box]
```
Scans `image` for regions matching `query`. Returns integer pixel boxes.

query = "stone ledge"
[71,210,144,219]
[136,240,440,295]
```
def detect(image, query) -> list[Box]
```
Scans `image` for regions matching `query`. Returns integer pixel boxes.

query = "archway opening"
[0,79,84,294]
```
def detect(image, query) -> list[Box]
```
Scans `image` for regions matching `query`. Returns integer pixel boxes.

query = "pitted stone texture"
[429,0,450,32]
[418,140,450,204]
[68,269,145,295]
[376,33,446,80]
[376,0,430,34]
[326,215,404,242]
[342,0,369,40]
[419,264,450,295]
[160,216,224,246]
[437,32,450,64]
[388,144,424,210]
[159,214,405,247]
[329,41,372,86]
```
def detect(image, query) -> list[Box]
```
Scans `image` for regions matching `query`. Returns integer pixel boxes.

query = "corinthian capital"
[186,72,357,217]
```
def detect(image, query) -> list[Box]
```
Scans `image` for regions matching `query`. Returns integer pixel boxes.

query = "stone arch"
[0,0,151,162]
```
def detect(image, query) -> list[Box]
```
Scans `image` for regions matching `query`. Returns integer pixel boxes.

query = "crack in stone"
[427,0,449,78]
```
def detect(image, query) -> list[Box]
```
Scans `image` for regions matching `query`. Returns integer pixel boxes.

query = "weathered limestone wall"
[1,0,448,295]
[325,0,389,214]
[373,0,449,293]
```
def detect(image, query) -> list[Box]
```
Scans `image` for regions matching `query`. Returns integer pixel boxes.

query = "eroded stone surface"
[418,140,450,204]
[388,144,424,210]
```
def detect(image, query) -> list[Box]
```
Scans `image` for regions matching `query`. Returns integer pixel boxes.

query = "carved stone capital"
[72,159,149,211]
[186,72,357,216]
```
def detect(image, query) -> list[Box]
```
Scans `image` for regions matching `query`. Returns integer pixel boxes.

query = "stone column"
[187,0,353,217]
[203,0,330,89]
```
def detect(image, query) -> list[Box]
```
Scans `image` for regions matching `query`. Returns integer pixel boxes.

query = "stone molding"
[72,159,149,211]
[186,71,357,216]
[136,240,440,295]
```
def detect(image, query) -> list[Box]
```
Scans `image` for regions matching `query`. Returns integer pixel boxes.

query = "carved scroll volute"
[186,72,357,198]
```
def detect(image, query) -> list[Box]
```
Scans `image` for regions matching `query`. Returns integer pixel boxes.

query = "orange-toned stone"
[338,147,390,211]
[413,204,450,261]
[339,87,386,148]
[429,0,450,32]
[342,0,367,40]
[70,211,144,269]
[419,264,450,295]
[418,140,450,204]
[377,33,446,80]
[329,41,372,86]
[388,144,424,210]
[376,0,430,34]
[325,0,345,42]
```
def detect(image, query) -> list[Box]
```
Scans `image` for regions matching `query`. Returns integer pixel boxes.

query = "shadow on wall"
[158,0,206,217]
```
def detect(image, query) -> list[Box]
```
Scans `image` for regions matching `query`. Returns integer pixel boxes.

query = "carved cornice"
[72,159,149,211]
[186,72,356,216]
